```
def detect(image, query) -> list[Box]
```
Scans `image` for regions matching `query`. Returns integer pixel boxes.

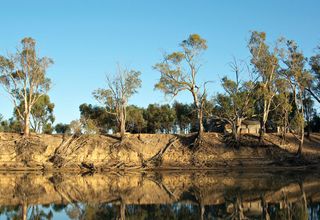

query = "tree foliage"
[79,103,116,134]
[144,104,176,134]
[54,123,70,134]
[126,105,146,133]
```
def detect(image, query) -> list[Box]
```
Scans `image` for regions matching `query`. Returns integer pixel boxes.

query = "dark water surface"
[0,170,319,219]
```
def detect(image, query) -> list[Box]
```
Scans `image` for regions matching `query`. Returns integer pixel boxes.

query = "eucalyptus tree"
[79,103,116,134]
[54,123,70,134]
[273,78,292,142]
[126,105,146,133]
[154,34,209,136]
[248,31,279,142]
[143,104,176,134]
[173,101,194,134]
[281,40,313,156]
[93,66,142,140]
[214,59,255,143]
[303,94,315,138]
[0,37,53,136]
[307,45,320,103]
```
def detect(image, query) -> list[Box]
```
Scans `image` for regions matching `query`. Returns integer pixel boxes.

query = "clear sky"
[0,0,319,124]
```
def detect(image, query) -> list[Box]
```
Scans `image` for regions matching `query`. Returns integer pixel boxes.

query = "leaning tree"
[281,40,313,156]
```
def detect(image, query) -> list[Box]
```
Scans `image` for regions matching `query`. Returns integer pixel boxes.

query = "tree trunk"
[259,119,266,143]
[198,107,204,135]
[192,89,204,136]
[297,93,305,157]
[297,125,304,156]
[24,112,30,136]
[22,203,28,220]
[200,203,205,220]
[236,196,245,220]
[119,107,126,140]
[283,111,288,142]
[118,201,126,220]
[299,182,308,220]
[261,196,270,220]
[235,118,242,144]
[260,97,272,143]
[233,123,238,143]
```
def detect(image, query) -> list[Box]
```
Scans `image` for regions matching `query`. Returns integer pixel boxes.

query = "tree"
[79,103,116,134]
[0,115,8,132]
[303,94,315,138]
[0,37,53,136]
[248,31,279,142]
[15,94,55,134]
[154,34,209,136]
[214,59,255,143]
[173,101,194,134]
[93,66,142,140]
[54,123,70,134]
[307,45,320,103]
[281,40,313,156]
[158,104,176,133]
[144,104,176,133]
[273,79,293,141]
[126,105,146,133]
[69,120,82,135]
[8,118,22,133]
[310,113,320,132]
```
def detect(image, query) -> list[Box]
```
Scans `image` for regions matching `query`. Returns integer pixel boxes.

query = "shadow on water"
[0,170,319,219]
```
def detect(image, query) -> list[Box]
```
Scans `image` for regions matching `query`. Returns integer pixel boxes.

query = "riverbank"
[0,132,319,171]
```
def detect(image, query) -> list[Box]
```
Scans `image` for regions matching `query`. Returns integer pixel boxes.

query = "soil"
[0,132,319,171]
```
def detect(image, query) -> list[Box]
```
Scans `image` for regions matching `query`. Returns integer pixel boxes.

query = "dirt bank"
[0,132,319,171]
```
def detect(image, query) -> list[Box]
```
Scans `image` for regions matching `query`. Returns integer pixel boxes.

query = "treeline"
[2,97,319,137]
[60,102,217,135]
[1,32,320,155]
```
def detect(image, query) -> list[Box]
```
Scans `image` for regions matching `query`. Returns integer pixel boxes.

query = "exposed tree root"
[189,132,204,151]
[81,162,95,171]
[50,134,88,168]
[142,137,179,168]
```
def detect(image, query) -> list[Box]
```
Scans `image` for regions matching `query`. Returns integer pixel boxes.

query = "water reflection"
[0,170,319,219]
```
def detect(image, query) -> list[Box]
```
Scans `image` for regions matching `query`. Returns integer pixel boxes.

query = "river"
[0,169,319,219]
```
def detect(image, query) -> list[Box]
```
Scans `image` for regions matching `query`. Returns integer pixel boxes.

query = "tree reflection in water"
[0,171,319,219]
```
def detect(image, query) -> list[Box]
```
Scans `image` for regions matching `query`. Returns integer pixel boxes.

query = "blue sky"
[0,0,319,123]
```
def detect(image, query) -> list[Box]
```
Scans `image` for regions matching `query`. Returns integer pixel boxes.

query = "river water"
[0,170,319,219]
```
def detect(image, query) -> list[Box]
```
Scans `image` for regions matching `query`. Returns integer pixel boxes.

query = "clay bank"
[1,132,320,171]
